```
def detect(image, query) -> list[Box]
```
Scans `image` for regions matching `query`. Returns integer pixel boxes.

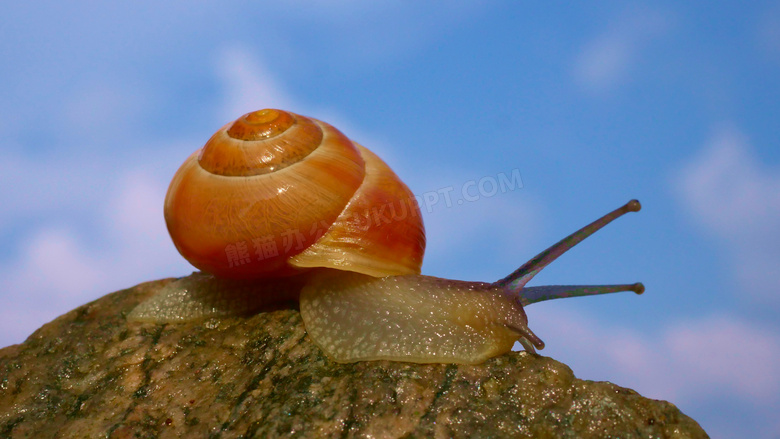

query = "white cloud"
[0,46,305,348]
[676,127,780,305]
[215,45,297,122]
[100,170,192,285]
[667,315,780,401]
[105,170,168,245]
[575,37,633,91]
[0,169,192,347]
[211,44,364,145]
[573,6,672,92]
[526,305,780,406]
[0,226,101,345]
[3,228,104,314]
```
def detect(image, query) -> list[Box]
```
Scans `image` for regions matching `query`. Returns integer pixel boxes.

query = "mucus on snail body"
[129,108,644,365]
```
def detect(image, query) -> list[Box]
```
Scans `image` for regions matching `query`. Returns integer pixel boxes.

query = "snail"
[129,109,644,365]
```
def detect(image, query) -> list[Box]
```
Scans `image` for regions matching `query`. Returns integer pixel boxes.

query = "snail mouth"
[507,323,546,353]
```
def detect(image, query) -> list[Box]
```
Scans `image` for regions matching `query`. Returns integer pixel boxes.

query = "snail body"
[129,109,644,364]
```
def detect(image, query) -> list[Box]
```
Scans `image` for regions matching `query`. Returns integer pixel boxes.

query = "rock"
[0,279,708,438]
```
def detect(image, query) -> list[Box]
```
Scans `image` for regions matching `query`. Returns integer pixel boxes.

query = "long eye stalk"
[496,199,643,303]
[518,283,644,306]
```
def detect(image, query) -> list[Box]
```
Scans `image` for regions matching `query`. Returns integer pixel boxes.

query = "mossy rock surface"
[0,279,708,438]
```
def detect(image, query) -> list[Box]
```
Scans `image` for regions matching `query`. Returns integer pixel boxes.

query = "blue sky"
[2,1,779,437]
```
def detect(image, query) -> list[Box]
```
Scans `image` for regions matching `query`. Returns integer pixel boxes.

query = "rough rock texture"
[0,279,708,438]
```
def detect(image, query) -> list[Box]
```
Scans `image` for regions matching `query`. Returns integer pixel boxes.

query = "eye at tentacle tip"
[626,199,641,212]
[632,282,645,295]
[497,198,643,293]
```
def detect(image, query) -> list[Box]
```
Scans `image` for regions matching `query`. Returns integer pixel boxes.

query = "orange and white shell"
[164,109,426,279]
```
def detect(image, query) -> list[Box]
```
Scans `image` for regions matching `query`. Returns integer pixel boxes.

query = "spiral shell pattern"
[164,109,426,279]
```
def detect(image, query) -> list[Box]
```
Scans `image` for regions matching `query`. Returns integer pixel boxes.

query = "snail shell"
[164,108,425,279]
[130,109,645,365]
